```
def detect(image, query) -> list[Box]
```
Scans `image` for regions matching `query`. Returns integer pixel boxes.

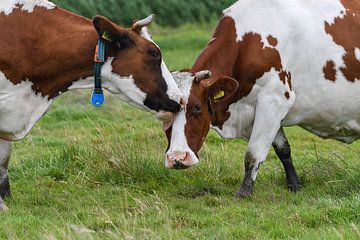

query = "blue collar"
[91,38,106,107]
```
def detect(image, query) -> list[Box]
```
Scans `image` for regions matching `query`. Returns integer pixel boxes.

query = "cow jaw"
[101,58,148,109]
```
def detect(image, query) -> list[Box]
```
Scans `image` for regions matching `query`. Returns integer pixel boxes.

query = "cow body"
[216,0,360,143]
[0,0,183,210]
[167,0,360,197]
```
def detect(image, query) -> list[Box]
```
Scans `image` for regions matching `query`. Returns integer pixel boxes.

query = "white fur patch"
[166,72,199,166]
[0,71,52,141]
[0,0,55,15]
[101,58,147,110]
[355,48,360,62]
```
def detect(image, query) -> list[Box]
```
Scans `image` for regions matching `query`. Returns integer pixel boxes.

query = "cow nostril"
[173,160,186,169]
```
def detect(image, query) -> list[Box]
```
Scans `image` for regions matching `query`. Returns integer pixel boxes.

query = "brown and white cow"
[0,0,183,210]
[166,0,360,198]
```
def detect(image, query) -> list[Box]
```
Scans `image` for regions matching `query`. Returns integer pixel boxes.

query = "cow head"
[92,15,182,116]
[165,71,239,169]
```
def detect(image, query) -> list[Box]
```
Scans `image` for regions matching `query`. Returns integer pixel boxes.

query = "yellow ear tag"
[214,90,225,102]
[102,31,112,41]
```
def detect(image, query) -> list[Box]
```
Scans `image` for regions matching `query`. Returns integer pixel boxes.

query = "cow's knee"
[236,151,261,199]
[273,140,291,160]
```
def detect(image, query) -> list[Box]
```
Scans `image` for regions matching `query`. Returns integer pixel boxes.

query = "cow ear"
[93,16,134,48]
[207,77,239,104]
[92,15,116,42]
[205,77,238,125]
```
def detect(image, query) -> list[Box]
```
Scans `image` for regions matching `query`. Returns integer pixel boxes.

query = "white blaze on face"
[165,72,199,168]
[140,27,182,104]
[0,0,55,15]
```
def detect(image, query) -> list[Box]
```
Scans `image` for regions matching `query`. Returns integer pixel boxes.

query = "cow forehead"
[1,0,55,15]
[172,72,194,100]
[138,27,161,50]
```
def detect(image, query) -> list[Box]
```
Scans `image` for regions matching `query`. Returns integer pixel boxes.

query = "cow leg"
[272,128,301,191]
[0,140,12,211]
[236,82,294,198]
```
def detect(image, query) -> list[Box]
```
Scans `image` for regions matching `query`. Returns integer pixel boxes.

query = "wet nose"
[166,151,190,169]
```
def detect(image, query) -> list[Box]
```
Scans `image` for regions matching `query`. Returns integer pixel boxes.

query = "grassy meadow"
[1,21,360,240]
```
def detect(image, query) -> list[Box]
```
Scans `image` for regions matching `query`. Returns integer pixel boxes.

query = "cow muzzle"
[165,151,199,169]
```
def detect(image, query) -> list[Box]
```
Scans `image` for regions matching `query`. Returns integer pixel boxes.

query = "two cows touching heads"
[93,15,214,169]
[94,15,228,167]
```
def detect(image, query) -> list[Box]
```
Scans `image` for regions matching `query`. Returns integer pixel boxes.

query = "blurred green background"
[53,0,236,26]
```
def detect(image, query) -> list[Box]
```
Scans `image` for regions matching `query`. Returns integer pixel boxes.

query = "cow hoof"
[235,181,254,199]
[0,176,11,199]
[0,204,8,212]
[0,199,8,212]
[288,182,302,192]
[235,190,252,199]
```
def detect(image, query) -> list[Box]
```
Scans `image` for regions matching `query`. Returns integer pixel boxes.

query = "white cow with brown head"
[166,0,360,198]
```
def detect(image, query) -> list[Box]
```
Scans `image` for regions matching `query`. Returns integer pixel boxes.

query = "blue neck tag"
[91,38,106,107]
[91,89,105,107]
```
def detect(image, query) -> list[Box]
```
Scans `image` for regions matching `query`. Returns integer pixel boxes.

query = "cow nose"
[166,151,192,169]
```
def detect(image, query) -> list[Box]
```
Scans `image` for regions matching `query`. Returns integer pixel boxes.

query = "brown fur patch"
[323,60,337,81]
[279,71,286,85]
[287,72,292,91]
[267,35,278,47]
[284,92,290,99]
[279,71,292,89]
[0,8,97,98]
[234,33,282,98]
[192,17,239,78]
[325,0,360,82]
[0,6,171,106]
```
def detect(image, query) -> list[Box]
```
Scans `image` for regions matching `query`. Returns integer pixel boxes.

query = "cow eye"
[148,49,160,59]
[192,105,202,114]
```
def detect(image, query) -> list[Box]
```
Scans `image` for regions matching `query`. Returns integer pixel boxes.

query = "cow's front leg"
[272,127,301,191]
[0,140,12,211]
[236,77,294,198]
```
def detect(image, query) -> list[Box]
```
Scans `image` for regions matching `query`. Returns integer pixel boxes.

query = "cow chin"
[144,95,181,114]
[165,150,199,170]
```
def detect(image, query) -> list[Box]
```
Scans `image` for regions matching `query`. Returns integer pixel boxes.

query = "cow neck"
[190,16,240,127]
[42,8,103,99]
[0,7,109,99]
[191,16,240,81]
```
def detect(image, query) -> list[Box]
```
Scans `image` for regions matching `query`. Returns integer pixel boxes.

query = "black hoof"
[235,190,253,199]
[0,176,11,199]
[288,181,302,192]
[286,174,302,192]
[235,179,254,199]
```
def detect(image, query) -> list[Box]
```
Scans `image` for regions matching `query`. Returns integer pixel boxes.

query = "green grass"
[1,23,360,240]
